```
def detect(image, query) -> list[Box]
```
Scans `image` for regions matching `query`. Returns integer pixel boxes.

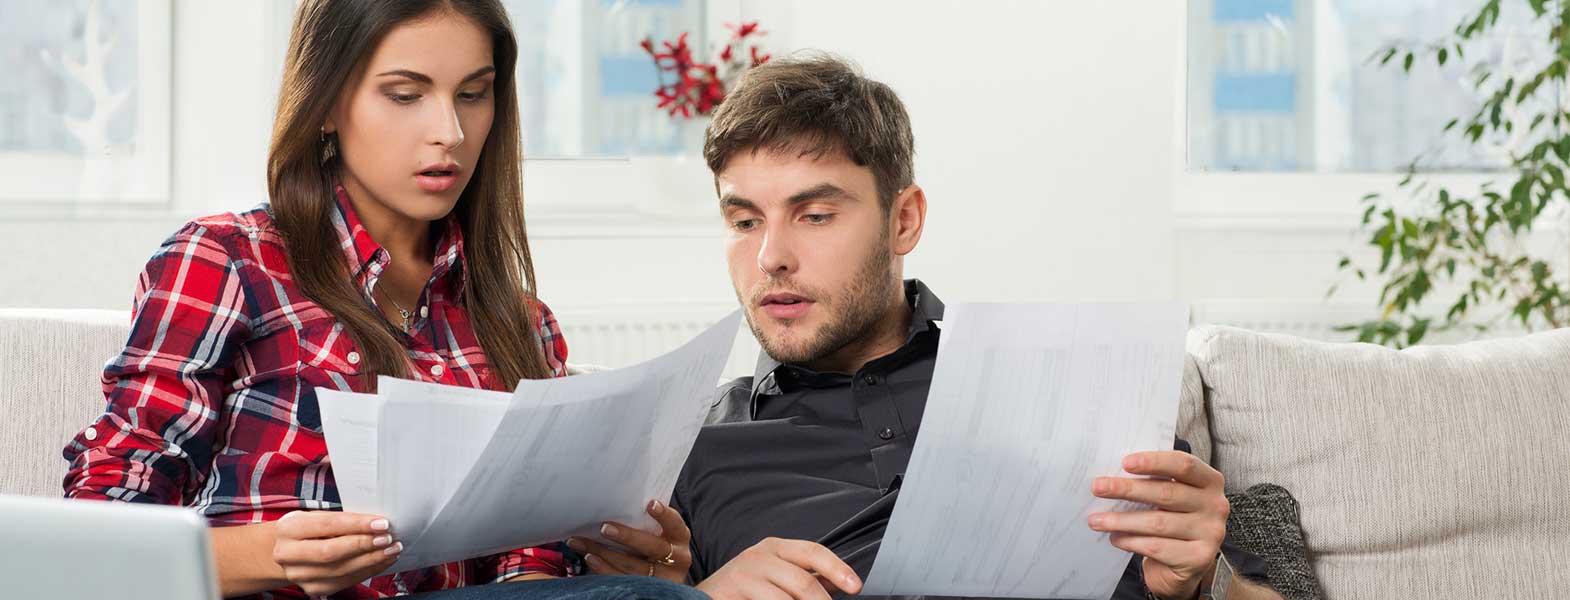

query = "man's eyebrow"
[374,66,496,84]
[719,195,757,211]
[785,183,857,206]
[720,184,857,211]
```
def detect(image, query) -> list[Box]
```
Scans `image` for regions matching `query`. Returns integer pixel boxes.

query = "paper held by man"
[863,301,1189,599]
[316,302,1186,598]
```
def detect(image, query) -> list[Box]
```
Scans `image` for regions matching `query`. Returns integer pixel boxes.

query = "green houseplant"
[1335,0,1570,346]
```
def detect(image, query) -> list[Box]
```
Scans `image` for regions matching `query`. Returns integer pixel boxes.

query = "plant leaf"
[1408,318,1430,345]
[1378,47,1400,65]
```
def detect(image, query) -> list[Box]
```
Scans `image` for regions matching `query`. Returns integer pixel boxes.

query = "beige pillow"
[1181,325,1570,600]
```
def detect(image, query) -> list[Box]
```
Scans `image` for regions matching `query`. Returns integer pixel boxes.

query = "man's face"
[718,147,901,365]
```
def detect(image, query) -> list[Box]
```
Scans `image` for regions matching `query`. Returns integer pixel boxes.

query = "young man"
[581,54,1285,600]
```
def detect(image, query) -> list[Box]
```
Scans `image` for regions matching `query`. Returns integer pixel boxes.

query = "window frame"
[520,0,774,232]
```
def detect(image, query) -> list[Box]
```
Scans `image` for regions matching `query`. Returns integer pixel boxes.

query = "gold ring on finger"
[657,541,679,566]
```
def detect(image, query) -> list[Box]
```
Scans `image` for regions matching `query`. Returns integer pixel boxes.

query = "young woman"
[61,1,700,598]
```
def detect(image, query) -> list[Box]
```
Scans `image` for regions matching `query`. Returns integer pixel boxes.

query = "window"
[0,0,740,218]
[0,0,171,205]
[1187,0,1548,173]
[506,0,709,158]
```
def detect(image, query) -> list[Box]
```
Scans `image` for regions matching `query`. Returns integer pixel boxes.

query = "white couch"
[1,309,137,497]
[1175,325,1570,599]
[4,309,1567,598]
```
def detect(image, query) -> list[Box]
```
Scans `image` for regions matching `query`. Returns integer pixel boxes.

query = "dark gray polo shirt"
[671,280,1266,599]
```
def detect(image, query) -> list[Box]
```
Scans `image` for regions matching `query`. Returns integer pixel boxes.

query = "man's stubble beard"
[743,233,900,366]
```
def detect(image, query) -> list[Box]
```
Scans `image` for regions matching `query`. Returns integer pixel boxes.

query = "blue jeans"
[407,576,709,600]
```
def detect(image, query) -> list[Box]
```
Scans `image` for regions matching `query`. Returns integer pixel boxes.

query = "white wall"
[1,1,1387,362]
[779,1,1184,305]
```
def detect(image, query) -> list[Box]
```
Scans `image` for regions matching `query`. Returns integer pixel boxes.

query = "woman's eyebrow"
[461,66,496,82]
[376,69,432,84]
[374,66,496,84]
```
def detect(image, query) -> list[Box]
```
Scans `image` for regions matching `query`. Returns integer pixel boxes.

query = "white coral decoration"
[51,0,130,155]
[40,0,132,200]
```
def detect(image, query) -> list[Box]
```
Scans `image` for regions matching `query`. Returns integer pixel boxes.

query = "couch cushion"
[1184,325,1570,599]
[1177,354,1212,464]
[0,309,131,497]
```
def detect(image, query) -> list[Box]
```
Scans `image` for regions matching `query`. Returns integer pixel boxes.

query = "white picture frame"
[0,0,172,206]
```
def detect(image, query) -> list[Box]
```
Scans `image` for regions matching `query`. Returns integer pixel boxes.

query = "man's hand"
[569,500,694,584]
[271,511,401,597]
[695,538,861,600]
[1088,451,1229,600]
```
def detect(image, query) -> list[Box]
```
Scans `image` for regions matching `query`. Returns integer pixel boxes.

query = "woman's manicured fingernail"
[601,523,620,538]
[567,537,586,552]
[373,535,392,548]
[1088,514,1106,530]
[384,541,404,556]
[1092,478,1110,495]
[648,500,665,515]
[845,575,860,589]
[370,519,390,531]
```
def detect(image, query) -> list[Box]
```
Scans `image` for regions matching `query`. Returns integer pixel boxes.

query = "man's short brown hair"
[703,53,915,211]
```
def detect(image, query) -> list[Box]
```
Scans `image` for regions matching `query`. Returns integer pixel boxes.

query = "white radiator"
[1189,301,1373,341]
[1188,300,1527,344]
[554,300,1515,377]
[553,304,761,380]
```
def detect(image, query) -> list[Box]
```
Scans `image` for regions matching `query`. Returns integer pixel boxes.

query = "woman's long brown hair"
[267,0,551,390]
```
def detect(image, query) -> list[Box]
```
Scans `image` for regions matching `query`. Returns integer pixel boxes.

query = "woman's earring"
[320,128,337,164]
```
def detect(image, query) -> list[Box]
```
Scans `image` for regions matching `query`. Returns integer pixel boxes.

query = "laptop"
[0,494,219,599]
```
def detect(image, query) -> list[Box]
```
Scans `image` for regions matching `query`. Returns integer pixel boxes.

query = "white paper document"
[315,389,384,516]
[862,302,1189,599]
[317,312,741,574]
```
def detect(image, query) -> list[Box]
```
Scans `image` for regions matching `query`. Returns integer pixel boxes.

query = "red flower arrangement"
[641,21,771,119]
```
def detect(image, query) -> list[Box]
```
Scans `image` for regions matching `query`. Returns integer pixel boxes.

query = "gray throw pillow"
[1225,483,1323,600]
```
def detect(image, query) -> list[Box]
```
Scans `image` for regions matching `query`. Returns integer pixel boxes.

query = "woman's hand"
[568,500,693,584]
[271,511,403,596]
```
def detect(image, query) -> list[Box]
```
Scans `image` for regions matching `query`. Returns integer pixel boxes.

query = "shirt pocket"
[294,319,363,430]
[469,364,501,390]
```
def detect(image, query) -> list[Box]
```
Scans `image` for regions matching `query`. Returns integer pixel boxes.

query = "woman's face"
[327,9,496,225]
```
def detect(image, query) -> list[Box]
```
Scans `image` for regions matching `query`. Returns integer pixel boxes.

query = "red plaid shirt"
[63,187,578,598]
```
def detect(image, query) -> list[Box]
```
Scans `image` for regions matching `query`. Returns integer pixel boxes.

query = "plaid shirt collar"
[330,184,469,301]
